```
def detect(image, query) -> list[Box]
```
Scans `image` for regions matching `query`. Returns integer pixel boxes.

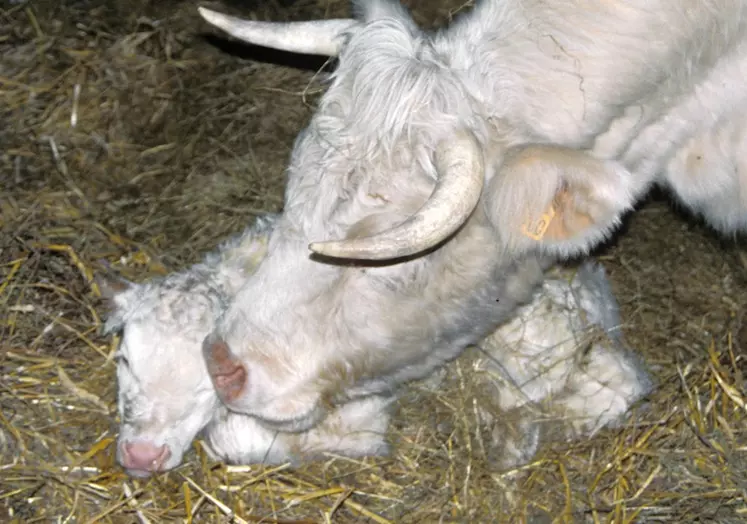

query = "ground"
[1,0,746,522]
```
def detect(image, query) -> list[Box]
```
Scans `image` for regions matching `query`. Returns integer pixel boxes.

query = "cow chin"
[203,332,328,432]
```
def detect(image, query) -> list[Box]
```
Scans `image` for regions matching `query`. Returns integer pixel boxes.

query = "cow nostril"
[213,365,247,402]
[203,337,248,403]
[214,365,244,388]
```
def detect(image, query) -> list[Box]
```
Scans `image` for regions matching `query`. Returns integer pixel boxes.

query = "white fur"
[659,94,747,232]
[591,37,747,232]
[102,215,392,477]
[473,262,652,456]
[207,0,741,429]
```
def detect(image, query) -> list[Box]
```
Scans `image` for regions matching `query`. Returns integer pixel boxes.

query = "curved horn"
[309,130,485,261]
[198,7,359,57]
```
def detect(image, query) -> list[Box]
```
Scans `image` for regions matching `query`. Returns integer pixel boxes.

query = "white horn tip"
[197,7,215,21]
[309,241,338,257]
[197,7,231,30]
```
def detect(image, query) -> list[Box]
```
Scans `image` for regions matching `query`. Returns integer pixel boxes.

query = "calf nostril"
[154,444,171,470]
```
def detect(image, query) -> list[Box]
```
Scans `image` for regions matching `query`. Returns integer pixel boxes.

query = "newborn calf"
[99,215,392,478]
[471,261,653,467]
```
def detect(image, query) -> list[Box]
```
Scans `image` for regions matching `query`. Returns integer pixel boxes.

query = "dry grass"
[2,0,747,521]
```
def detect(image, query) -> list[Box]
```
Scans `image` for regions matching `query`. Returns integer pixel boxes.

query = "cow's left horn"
[198,7,359,57]
[310,130,485,261]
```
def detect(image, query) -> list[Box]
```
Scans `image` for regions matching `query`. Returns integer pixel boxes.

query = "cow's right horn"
[198,7,360,57]
[310,130,485,261]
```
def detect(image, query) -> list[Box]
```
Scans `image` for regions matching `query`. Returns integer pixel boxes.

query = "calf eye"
[114,353,130,368]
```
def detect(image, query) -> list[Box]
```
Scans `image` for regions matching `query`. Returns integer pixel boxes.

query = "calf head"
[97,217,278,476]
[199,0,648,428]
[99,273,226,477]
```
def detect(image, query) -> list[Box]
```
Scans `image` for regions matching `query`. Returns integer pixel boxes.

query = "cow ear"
[485,145,651,259]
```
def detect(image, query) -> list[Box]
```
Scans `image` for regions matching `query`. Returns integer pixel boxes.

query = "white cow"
[196,0,741,431]
[99,215,392,478]
[99,212,649,475]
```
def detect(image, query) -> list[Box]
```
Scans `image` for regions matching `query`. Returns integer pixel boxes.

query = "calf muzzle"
[119,440,171,476]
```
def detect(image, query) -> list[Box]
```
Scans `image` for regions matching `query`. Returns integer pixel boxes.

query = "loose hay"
[2,0,747,521]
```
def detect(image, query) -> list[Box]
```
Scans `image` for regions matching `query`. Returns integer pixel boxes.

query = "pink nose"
[119,441,171,473]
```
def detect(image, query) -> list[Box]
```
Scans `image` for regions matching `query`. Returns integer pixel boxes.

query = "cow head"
[199,0,646,430]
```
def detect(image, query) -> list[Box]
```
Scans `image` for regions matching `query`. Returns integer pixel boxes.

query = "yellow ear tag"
[521,201,556,241]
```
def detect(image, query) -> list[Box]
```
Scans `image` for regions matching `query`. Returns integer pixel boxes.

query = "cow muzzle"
[202,335,248,406]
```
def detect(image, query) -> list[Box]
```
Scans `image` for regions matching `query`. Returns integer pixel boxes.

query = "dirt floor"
[2,0,747,522]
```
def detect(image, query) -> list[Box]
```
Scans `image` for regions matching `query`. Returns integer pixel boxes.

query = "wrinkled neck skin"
[201,393,392,466]
[444,0,747,201]
[198,401,291,466]
[336,209,552,401]
[200,404,290,466]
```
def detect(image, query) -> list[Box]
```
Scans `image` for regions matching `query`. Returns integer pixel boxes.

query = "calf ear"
[95,272,136,334]
[484,146,651,259]
[95,272,133,303]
